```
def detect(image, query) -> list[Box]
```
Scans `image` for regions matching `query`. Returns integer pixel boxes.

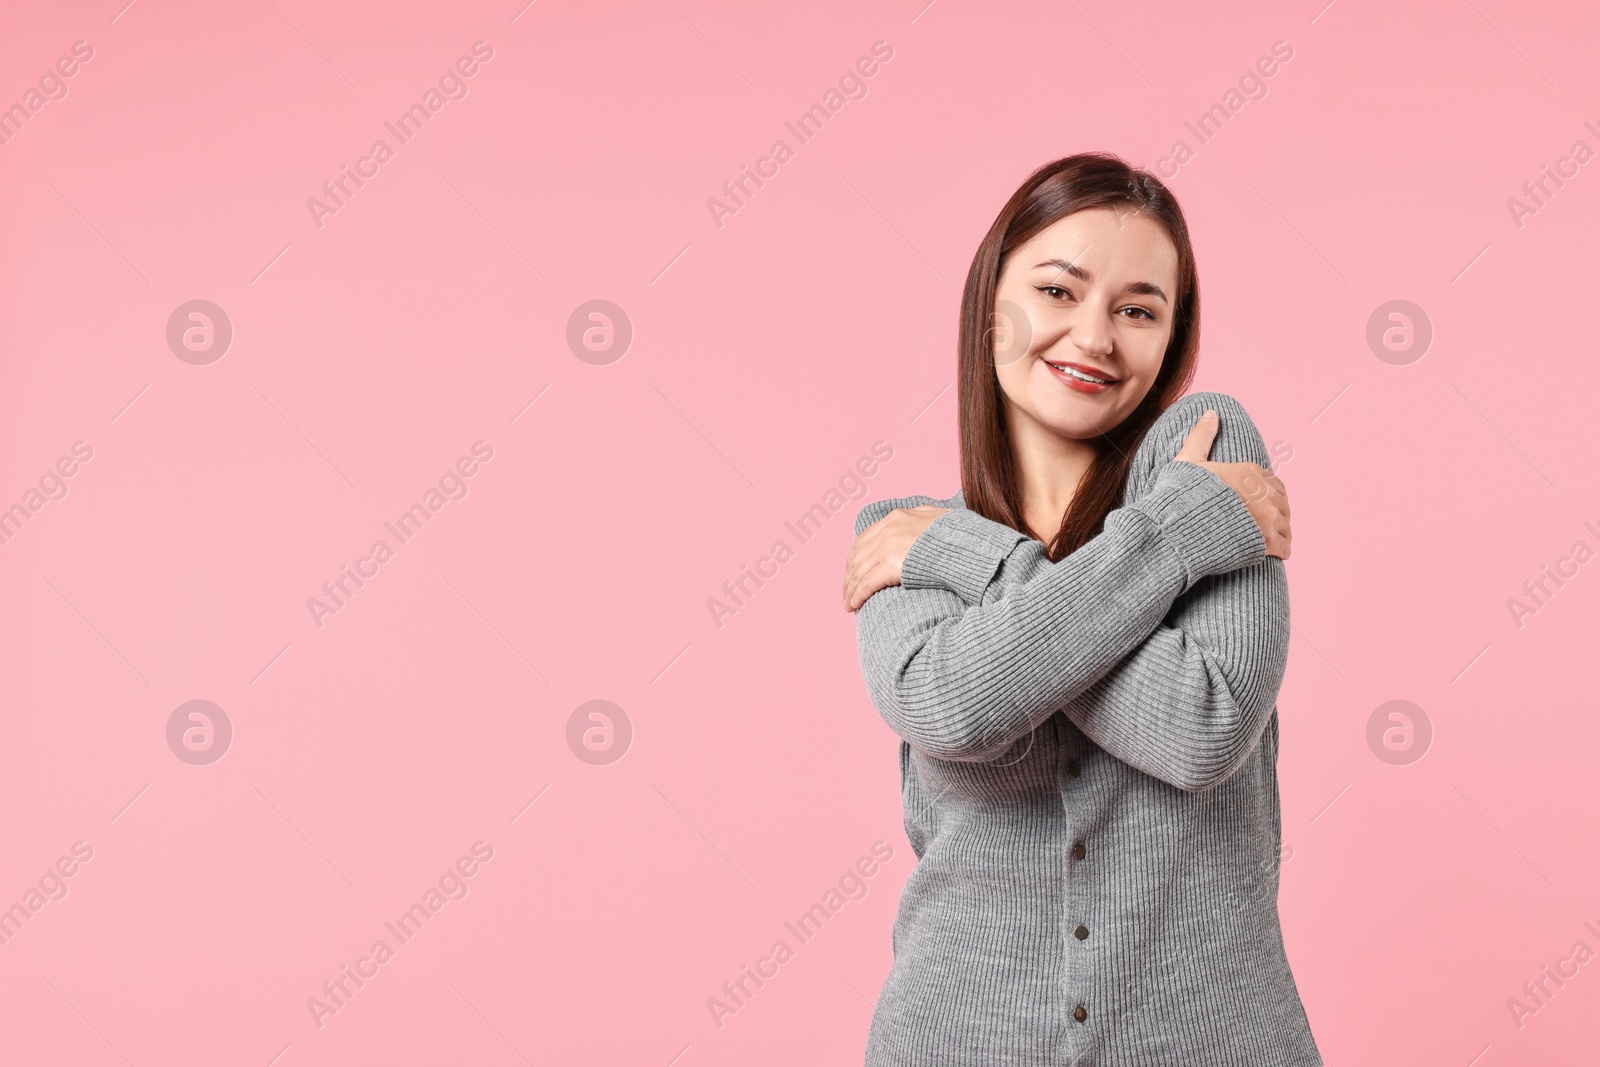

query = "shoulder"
[1152,390,1262,438]
[853,490,963,538]
[1132,390,1270,482]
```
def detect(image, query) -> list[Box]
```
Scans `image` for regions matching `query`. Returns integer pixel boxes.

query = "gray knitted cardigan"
[852,391,1321,1066]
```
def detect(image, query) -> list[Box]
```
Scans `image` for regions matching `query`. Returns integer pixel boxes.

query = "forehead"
[1011,206,1179,283]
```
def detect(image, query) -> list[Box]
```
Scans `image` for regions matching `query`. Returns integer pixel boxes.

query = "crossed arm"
[851,391,1290,793]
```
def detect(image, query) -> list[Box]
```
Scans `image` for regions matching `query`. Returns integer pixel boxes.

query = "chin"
[1036,394,1134,437]
[1045,417,1115,441]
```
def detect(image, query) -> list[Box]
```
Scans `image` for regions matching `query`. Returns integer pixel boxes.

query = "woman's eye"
[1037,285,1071,300]
[1122,307,1156,321]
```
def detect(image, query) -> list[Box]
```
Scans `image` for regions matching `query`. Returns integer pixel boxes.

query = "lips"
[1044,360,1119,393]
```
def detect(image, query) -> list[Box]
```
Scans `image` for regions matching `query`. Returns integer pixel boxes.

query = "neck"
[1006,405,1097,542]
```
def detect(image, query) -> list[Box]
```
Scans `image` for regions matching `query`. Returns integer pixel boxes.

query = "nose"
[1067,306,1114,360]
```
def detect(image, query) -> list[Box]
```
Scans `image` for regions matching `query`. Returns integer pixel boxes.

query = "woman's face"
[991,205,1180,441]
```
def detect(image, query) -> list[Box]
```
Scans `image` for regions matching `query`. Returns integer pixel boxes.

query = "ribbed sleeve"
[897,507,1027,604]
[852,399,1267,765]
[865,391,1286,792]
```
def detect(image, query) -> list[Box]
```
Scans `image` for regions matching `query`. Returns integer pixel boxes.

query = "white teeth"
[1048,362,1112,384]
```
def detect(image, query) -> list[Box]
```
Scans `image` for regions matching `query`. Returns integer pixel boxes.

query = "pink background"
[2,0,1598,1063]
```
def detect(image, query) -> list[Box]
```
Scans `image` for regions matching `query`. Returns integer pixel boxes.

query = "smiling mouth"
[1044,360,1119,386]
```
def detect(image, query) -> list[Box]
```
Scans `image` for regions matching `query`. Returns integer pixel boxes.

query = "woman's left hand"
[843,506,948,612]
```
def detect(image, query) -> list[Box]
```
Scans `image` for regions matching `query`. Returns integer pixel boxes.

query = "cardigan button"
[1074,924,1089,940]
[1071,842,1086,860]
[1066,760,1082,778]
[1073,1005,1087,1022]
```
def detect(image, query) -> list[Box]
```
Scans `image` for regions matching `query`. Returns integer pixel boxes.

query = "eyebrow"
[1032,258,1169,304]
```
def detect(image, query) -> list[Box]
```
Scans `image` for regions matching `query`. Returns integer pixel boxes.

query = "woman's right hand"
[1173,409,1291,560]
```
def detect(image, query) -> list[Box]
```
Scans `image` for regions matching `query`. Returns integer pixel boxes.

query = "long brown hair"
[958,152,1201,562]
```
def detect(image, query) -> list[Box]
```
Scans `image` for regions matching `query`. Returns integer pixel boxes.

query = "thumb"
[1173,409,1219,464]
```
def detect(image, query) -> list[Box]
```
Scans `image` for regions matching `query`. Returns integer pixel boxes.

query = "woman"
[842,154,1320,1066]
